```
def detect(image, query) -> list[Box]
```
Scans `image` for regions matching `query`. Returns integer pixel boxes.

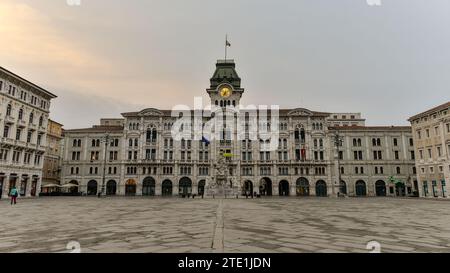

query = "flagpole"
[225,34,227,62]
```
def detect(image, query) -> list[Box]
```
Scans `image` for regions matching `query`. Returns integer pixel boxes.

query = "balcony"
[5,115,15,124]
[1,137,14,146]
[14,140,26,147]
[17,119,26,128]
[29,123,37,131]
[39,125,46,132]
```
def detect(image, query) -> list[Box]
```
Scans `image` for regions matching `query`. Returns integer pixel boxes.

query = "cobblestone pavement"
[1,197,449,253]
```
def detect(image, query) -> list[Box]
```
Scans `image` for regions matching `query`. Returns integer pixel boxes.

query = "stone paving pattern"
[1,197,449,253]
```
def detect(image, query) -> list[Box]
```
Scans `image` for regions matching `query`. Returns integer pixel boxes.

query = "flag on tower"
[226,39,231,47]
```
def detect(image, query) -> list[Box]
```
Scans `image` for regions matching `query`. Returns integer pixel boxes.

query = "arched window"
[29,112,34,124]
[39,116,43,127]
[372,138,376,146]
[353,139,357,146]
[92,139,96,147]
[357,139,362,147]
[129,139,133,147]
[396,167,401,174]
[77,139,81,147]
[18,109,23,120]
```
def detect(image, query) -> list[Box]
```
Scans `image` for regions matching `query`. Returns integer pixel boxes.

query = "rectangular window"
[3,125,9,138]
[16,129,21,141]
[27,131,32,143]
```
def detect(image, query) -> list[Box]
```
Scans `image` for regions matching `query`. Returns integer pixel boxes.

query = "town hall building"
[61,59,417,197]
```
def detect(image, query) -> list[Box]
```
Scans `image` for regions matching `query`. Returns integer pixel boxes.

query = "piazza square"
[1,196,449,253]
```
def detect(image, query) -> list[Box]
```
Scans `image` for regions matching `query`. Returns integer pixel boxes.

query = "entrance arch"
[355,180,367,196]
[296,177,310,196]
[396,182,406,197]
[279,180,290,196]
[198,180,206,196]
[243,180,253,196]
[142,177,156,196]
[339,181,347,195]
[69,180,79,194]
[179,177,192,196]
[315,180,327,197]
[375,180,386,196]
[162,179,173,196]
[260,177,272,196]
[125,179,136,196]
[106,180,117,195]
[87,180,98,196]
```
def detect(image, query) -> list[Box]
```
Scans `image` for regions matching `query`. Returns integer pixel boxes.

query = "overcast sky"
[1,0,449,129]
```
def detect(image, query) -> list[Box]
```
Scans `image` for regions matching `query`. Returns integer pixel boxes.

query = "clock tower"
[207,59,244,108]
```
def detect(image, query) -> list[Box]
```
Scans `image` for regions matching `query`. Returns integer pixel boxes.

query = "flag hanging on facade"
[226,39,231,47]
[201,136,210,145]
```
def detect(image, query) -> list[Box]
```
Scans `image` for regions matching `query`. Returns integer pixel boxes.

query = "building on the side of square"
[61,59,416,197]
[408,102,450,198]
[41,119,64,193]
[330,126,416,197]
[0,66,57,199]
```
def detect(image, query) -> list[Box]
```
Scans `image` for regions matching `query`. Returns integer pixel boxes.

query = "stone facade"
[41,119,64,190]
[409,102,450,198]
[61,59,416,197]
[0,66,57,199]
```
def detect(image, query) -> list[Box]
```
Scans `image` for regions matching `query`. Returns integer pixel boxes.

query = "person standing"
[10,186,19,205]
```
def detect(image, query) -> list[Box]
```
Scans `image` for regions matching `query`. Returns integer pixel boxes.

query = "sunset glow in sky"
[1,0,449,129]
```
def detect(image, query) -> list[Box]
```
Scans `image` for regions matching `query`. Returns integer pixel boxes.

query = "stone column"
[1,174,9,199]
[25,177,31,197]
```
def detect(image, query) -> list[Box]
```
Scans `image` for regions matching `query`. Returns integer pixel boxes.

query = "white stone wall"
[0,69,55,199]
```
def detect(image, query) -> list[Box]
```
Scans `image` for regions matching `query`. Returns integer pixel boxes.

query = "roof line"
[0,66,57,98]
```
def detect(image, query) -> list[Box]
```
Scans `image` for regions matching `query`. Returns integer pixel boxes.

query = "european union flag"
[201,136,210,145]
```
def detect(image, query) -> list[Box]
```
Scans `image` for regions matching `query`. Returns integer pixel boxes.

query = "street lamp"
[333,132,344,197]
[100,133,110,197]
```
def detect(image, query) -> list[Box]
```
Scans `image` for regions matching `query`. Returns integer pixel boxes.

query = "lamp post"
[100,133,110,197]
[333,132,344,197]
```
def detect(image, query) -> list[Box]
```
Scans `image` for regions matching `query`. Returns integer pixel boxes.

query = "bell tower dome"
[207,59,244,108]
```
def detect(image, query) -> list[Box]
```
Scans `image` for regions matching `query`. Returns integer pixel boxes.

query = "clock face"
[219,86,232,98]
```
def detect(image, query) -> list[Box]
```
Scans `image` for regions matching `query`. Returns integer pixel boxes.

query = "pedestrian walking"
[10,186,19,205]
